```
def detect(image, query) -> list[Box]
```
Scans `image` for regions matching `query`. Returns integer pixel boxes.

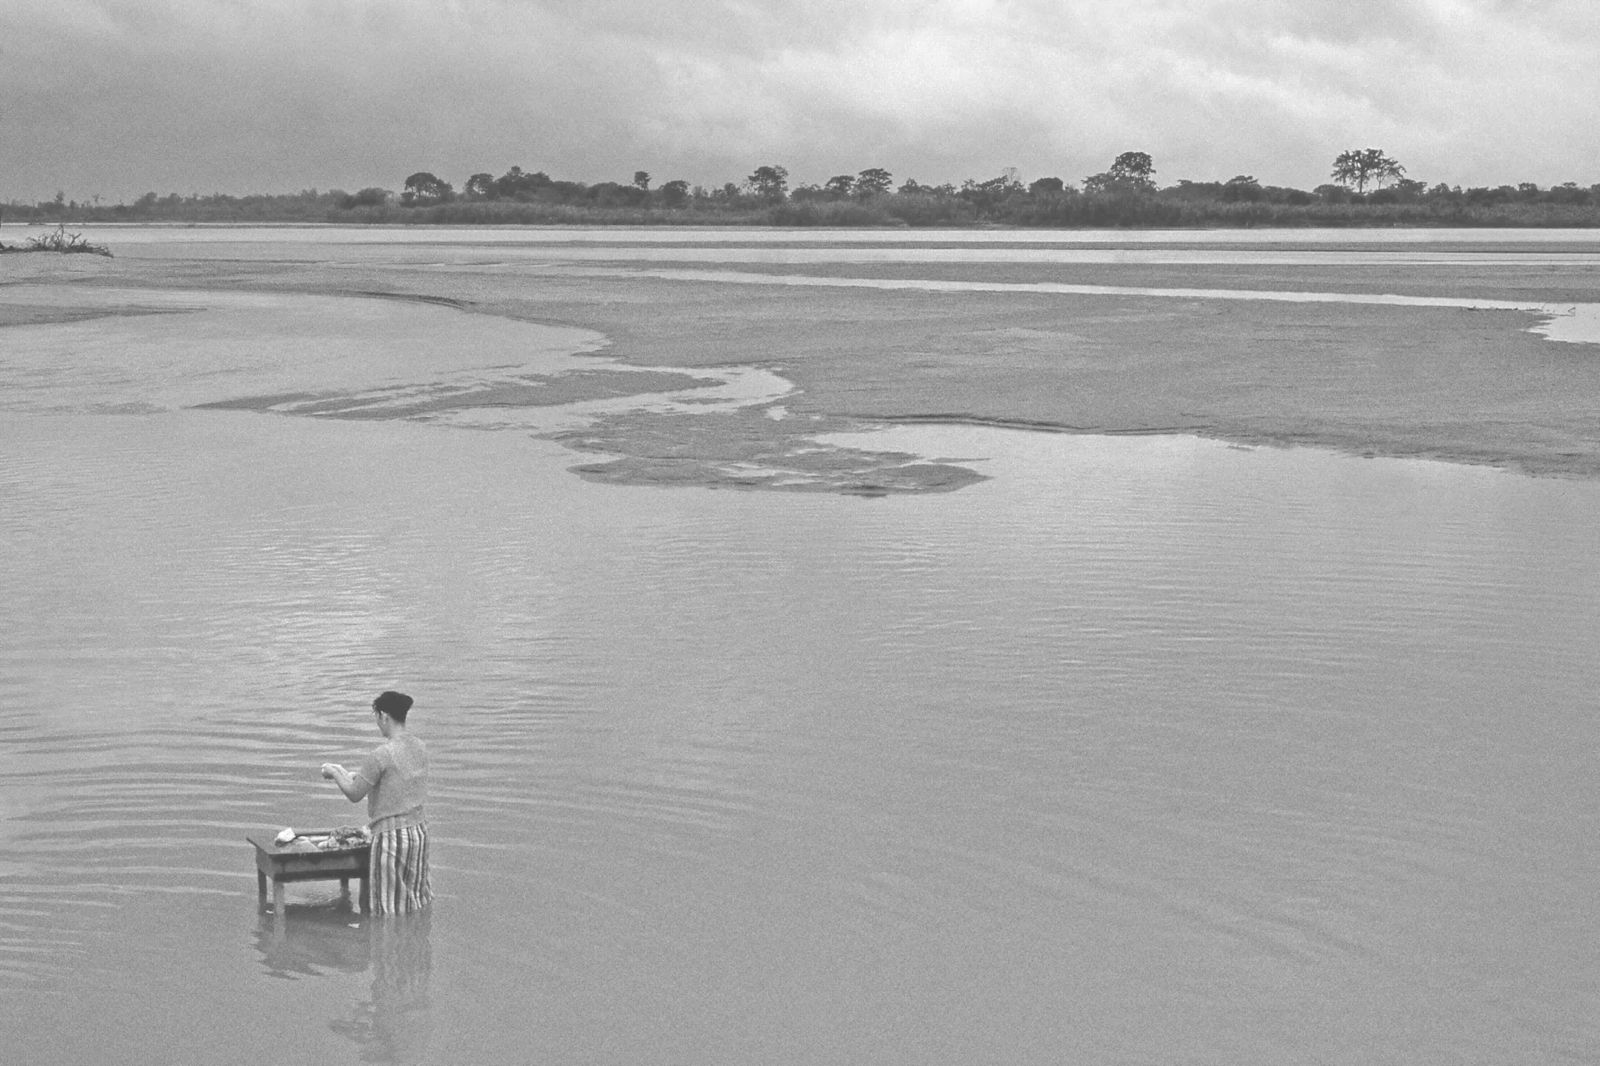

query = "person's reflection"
[328,912,434,1064]
[252,901,435,1063]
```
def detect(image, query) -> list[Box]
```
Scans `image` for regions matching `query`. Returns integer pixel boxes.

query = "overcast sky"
[4,0,1597,203]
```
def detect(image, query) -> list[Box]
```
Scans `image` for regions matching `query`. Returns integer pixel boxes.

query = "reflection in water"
[330,916,434,1065]
[253,908,433,1065]
[254,905,370,980]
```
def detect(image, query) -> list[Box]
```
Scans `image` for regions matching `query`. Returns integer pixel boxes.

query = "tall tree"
[855,168,893,197]
[824,174,856,198]
[1331,148,1405,194]
[1109,151,1155,188]
[633,171,651,191]
[1084,151,1156,194]
[1222,174,1262,202]
[747,164,789,201]
[402,172,453,205]
[659,179,690,207]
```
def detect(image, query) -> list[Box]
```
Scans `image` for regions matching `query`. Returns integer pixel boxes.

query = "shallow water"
[4,233,1600,1064]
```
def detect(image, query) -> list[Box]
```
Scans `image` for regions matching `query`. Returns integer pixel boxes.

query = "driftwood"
[0,223,112,257]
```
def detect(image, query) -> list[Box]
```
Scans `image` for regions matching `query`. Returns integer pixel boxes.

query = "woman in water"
[322,690,433,914]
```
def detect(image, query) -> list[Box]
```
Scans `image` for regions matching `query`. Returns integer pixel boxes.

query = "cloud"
[1,0,1596,201]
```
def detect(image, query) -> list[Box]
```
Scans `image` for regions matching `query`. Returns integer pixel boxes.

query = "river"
[2,227,1598,1064]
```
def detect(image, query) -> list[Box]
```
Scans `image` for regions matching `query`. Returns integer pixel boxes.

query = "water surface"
[3,233,1599,1064]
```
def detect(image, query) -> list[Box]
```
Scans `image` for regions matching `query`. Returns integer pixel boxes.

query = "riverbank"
[5,230,1599,487]
[8,190,1600,229]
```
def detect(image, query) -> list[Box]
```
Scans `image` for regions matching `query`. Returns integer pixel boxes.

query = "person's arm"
[321,762,373,803]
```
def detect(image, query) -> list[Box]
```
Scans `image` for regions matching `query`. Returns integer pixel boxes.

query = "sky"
[3,0,1598,203]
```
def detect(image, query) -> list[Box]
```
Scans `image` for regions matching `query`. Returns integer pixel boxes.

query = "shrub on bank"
[332,199,775,227]
[881,194,979,227]
[767,200,899,227]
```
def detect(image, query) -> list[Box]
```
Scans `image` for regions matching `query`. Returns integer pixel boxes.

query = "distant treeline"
[9,152,1600,228]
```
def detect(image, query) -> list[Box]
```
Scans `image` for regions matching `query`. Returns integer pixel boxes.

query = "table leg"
[359,875,369,914]
[257,869,268,910]
[272,878,286,919]
[340,876,350,902]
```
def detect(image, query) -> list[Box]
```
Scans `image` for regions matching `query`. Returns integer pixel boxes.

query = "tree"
[824,174,856,198]
[584,181,641,207]
[747,164,789,201]
[340,187,391,209]
[1109,151,1155,188]
[464,173,496,199]
[401,171,453,205]
[1084,151,1156,194]
[1330,148,1405,194]
[493,166,524,199]
[959,173,1025,210]
[1029,176,1065,195]
[1222,174,1262,202]
[1549,181,1590,205]
[855,168,893,197]
[633,171,650,191]
[492,166,551,200]
[659,179,690,207]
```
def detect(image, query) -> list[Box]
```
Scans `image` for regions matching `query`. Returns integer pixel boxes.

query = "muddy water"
[4,236,1600,1064]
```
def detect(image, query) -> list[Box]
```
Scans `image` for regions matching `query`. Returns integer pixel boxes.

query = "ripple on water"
[5,266,1600,1061]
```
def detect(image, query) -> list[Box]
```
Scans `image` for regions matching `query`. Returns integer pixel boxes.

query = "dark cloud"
[2,0,1595,202]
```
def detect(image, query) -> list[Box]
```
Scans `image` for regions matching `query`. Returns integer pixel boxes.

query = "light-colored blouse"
[353,732,428,832]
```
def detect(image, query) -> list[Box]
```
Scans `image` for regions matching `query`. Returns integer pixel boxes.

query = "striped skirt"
[369,823,433,915]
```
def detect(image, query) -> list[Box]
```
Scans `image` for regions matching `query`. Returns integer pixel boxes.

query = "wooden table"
[247,830,370,920]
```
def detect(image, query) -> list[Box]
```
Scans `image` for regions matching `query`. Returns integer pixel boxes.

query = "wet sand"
[5,237,1599,489]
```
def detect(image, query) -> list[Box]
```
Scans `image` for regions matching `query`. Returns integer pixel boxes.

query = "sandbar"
[5,237,1599,490]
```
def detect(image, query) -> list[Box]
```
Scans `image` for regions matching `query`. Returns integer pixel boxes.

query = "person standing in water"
[322,690,433,914]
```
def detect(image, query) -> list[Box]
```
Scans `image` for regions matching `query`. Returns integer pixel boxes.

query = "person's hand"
[321,763,342,780]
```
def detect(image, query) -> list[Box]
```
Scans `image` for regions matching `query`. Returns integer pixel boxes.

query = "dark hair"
[373,690,413,724]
